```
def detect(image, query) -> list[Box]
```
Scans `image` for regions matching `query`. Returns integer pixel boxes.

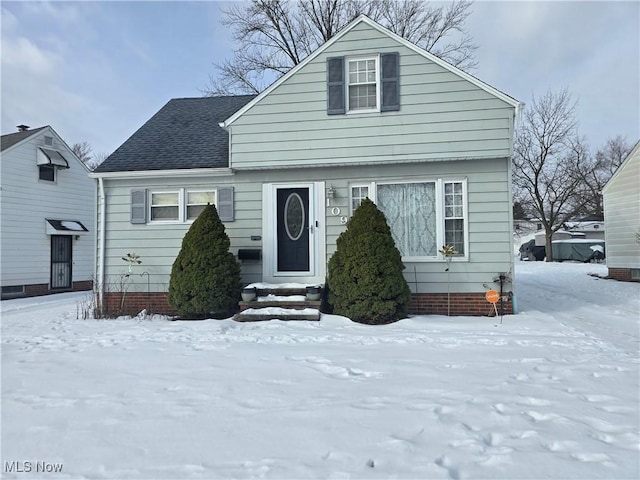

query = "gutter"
[89,167,234,180]
[98,177,106,310]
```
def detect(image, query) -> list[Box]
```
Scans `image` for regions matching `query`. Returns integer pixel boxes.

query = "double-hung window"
[348,57,378,111]
[186,190,216,221]
[134,187,229,224]
[444,182,465,255]
[327,52,399,115]
[350,179,467,259]
[150,192,180,221]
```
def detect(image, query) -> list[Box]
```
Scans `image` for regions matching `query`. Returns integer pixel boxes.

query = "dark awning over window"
[37,148,69,168]
[45,219,89,235]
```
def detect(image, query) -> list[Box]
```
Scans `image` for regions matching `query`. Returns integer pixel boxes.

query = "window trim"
[149,190,181,223]
[185,189,216,222]
[346,55,380,114]
[355,178,468,262]
[38,164,56,183]
[145,188,218,224]
[349,183,374,215]
[443,180,468,257]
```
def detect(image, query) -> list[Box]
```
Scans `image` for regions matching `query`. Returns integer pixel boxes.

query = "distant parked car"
[519,239,546,261]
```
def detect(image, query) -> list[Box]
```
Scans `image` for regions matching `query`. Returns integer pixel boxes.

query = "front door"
[263,182,325,283]
[277,188,309,272]
[51,235,72,289]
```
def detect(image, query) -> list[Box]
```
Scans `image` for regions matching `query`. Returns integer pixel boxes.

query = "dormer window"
[327,52,399,115]
[348,57,378,111]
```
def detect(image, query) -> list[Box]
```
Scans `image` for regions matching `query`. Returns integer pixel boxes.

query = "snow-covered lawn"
[2,261,638,479]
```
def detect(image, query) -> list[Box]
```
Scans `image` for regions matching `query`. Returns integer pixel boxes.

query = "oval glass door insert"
[284,193,305,241]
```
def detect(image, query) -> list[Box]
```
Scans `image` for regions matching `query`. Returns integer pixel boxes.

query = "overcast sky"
[2,1,638,158]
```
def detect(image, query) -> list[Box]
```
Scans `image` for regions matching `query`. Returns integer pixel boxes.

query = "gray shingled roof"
[94,95,256,173]
[1,126,48,152]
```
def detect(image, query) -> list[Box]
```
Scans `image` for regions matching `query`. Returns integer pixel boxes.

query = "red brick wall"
[103,291,512,317]
[102,292,177,317]
[607,268,637,282]
[410,292,513,316]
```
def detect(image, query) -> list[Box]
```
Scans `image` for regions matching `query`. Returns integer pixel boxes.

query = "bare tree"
[512,89,590,262]
[572,135,632,220]
[72,141,92,164]
[204,0,477,95]
[72,141,109,171]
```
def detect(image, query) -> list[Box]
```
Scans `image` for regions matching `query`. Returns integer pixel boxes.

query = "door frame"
[262,182,325,284]
[50,234,73,290]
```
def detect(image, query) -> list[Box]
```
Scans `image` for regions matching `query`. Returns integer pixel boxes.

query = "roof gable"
[94,95,255,174]
[222,15,521,128]
[603,139,640,193]
[1,126,48,152]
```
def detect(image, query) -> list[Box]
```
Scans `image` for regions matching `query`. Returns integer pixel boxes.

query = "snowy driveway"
[1,262,638,479]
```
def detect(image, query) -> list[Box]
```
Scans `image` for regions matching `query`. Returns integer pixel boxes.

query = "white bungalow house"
[0,125,95,298]
[91,15,522,317]
[602,140,640,281]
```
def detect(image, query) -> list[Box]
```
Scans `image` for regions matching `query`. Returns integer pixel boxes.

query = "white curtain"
[377,182,437,256]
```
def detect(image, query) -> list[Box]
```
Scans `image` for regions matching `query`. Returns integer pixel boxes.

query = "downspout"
[98,177,106,310]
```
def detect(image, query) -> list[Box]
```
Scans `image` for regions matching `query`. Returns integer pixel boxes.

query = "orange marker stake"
[486,290,500,318]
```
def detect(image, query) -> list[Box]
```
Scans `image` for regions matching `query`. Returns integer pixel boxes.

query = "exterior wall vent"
[44,136,54,146]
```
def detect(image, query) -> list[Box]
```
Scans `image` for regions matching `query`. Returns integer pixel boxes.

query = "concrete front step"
[234,307,321,322]
[239,299,321,311]
[237,285,324,322]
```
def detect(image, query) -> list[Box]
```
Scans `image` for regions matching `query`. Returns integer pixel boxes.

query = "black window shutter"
[327,57,345,115]
[217,186,234,222]
[381,52,400,112]
[130,189,147,224]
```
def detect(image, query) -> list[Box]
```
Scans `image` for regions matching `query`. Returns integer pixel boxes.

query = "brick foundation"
[409,292,513,316]
[607,268,638,282]
[101,292,177,317]
[102,291,512,317]
[3,280,93,299]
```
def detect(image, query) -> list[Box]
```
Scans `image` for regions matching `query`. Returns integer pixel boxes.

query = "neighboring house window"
[350,185,370,213]
[39,164,56,182]
[371,179,467,259]
[186,190,216,221]
[444,181,465,255]
[327,52,399,115]
[348,57,378,111]
[150,192,180,221]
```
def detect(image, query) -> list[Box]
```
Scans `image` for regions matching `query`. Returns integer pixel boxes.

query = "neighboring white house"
[602,140,640,281]
[91,15,522,316]
[0,125,95,298]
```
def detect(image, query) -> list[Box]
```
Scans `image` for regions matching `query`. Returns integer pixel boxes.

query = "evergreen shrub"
[327,198,411,324]
[168,204,241,318]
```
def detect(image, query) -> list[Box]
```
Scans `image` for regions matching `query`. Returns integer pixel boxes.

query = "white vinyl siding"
[603,142,640,270]
[0,128,95,289]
